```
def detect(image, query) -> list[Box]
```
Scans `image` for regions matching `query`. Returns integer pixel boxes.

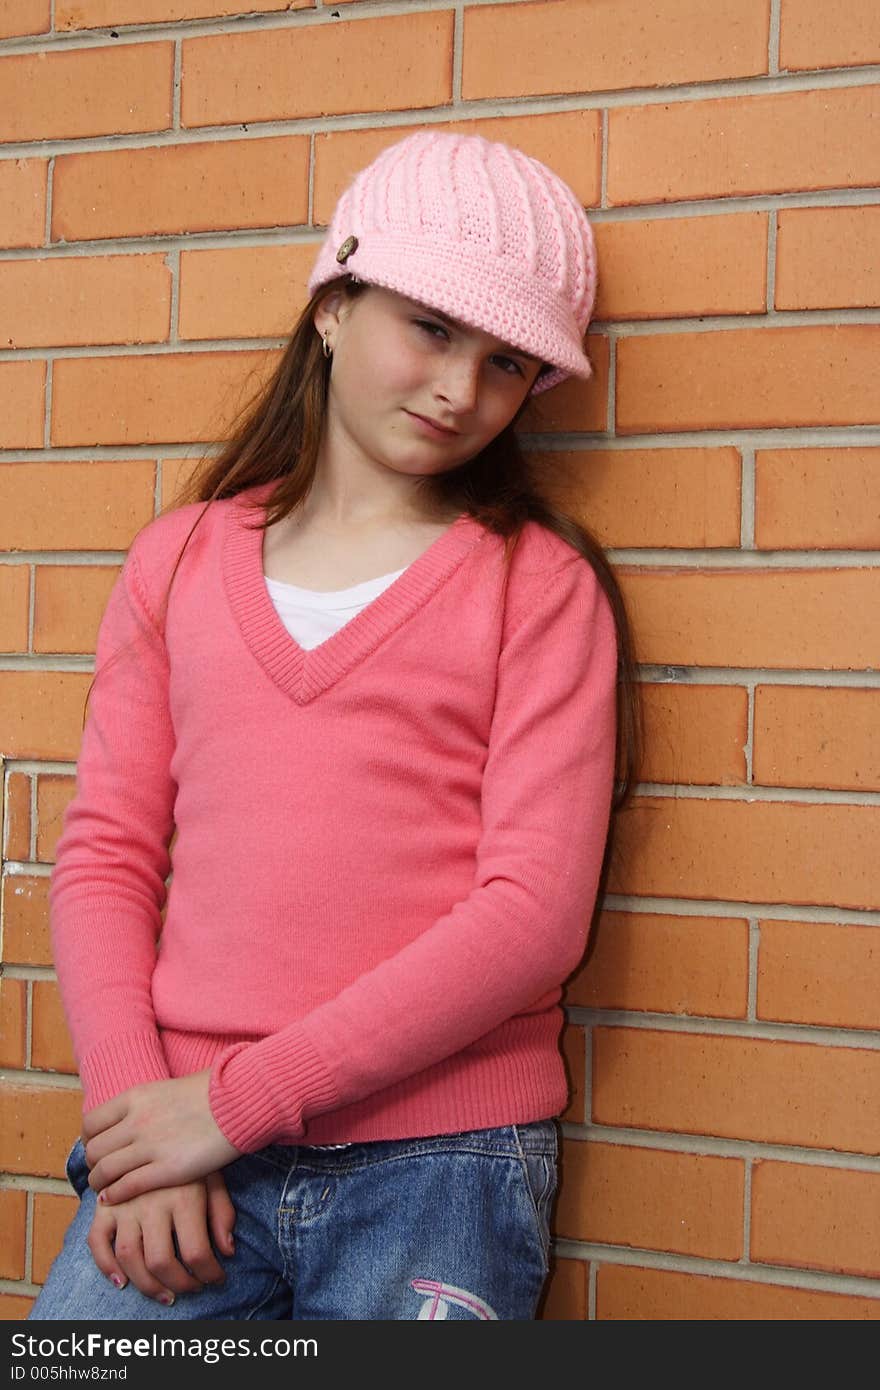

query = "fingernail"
[159,1293,175,1306]
[228,1238,235,1254]
[110,1274,127,1290]
[97,1191,107,1204]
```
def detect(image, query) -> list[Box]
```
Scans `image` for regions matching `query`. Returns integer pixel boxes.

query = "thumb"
[205,1171,236,1256]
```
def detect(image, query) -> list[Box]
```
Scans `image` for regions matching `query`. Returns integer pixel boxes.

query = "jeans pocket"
[64,1137,90,1198]
[514,1134,558,1272]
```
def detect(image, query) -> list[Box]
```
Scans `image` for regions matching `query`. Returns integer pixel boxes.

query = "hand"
[87,1173,236,1304]
[83,1071,241,1204]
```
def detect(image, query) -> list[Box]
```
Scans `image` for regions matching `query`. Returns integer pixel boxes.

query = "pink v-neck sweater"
[49,481,618,1153]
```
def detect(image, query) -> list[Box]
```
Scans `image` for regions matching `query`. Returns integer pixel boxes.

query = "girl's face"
[313,286,543,481]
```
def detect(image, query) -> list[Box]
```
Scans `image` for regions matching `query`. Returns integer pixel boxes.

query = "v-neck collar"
[223,481,487,705]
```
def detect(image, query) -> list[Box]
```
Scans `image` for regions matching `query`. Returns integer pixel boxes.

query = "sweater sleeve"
[49,543,177,1111]
[208,551,619,1152]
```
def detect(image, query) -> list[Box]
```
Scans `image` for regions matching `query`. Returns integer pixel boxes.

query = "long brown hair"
[91,276,643,936]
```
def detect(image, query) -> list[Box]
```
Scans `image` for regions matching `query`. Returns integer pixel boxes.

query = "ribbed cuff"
[80,1030,172,1113]
[208,1026,339,1154]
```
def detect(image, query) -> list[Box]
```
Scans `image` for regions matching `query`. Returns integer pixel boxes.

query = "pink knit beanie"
[307,129,597,395]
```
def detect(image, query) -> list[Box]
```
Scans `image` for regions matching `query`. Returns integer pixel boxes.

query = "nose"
[434,351,480,414]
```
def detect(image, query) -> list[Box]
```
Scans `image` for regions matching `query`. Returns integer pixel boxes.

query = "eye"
[491,355,525,378]
[413,318,449,340]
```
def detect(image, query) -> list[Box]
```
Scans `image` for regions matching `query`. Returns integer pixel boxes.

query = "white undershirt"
[263,563,408,1147]
[264,566,408,650]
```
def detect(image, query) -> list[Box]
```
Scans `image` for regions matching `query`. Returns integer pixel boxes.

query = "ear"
[313,288,352,339]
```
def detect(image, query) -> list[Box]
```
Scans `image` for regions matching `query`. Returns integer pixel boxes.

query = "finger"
[111,1216,177,1306]
[84,1120,135,1173]
[141,1209,205,1297]
[88,1145,145,1196]
[205,1173,236,1258]
[86,1212,129,1292]
[98,1161,181,1207]
[173,1194,226,1286]
[81,1096,127,1143]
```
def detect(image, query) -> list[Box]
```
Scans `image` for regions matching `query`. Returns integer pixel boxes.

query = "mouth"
[404,410,460,438]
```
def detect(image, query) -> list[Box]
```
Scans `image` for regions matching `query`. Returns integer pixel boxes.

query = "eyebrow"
[406,300,542,364]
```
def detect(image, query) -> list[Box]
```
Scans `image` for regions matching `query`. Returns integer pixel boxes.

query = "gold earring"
[322,330,333,360]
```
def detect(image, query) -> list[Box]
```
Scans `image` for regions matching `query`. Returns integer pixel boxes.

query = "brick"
[608,795,878,910]
[0,671,93,760]
[0,43,172,143]
[0,566,29,653]
[540,1257,587,1320]
[3,771,31,861]
[0,361,45,449]
[566,912,749,1018]
[0,978,26,1068]
[52,350,280,447]
[608,87,880,205]
[57,1,312,29]
[0,158,47,249]
[0,461,156,552]
[182,12,452,128]
[313,112,602,226]
[779,0,880,70]
[0,1295,35,1318]
[620,568,880,670]
[755,447,880,550]
[0,256,171,351]
[594,212,767,321]
[597,1264,880,1319]
[752,1161,880,1277]
[618,325,877,432]
[593,1027,880,1153]
[758,920,880,1031]
[555,1137,744,1258]
[52,137,309,242]
[178,243,315,341]
[0,1085,82,1178]
[637,682,748,786]
[160,457,204,511]
[31,981,78,1075]
[463,0,769,98]
[534,447,741,550]
[753,686,879,792]
[559,1024,586,1125]
[1,874,51,967]
[35,776,76,863]
[519,337,609,435]
[33,565,118,656]
[32,1191,79,1284]
[0,1189,27,1280]
[0,0,50,37]
[776,207,880,310]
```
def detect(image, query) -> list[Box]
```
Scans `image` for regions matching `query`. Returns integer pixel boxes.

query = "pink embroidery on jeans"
[410,1277,498,1320]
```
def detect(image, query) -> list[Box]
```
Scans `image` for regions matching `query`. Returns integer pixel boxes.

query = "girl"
[31,129,641,1322]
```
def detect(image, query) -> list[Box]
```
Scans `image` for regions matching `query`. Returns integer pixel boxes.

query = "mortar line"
[452,3,463,105]
[2,190,878,258]
[568,1008,880,1049]
[549,1242,880,1300]
[2,67,880,156]
[747,919,760,1023]
[175,35,183,131]
[588,1262,598,1320]
[769,0,782,76]
[583,1024,593,1126]
[742,1157,754,1263]
[744,677,756,784]
[767,206,779,312]
[740,444,755,549]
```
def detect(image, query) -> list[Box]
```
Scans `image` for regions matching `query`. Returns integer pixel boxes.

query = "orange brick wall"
[1,0,878,1321]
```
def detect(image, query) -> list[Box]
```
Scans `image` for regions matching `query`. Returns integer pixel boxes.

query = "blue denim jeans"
[30,1119,558,1321]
